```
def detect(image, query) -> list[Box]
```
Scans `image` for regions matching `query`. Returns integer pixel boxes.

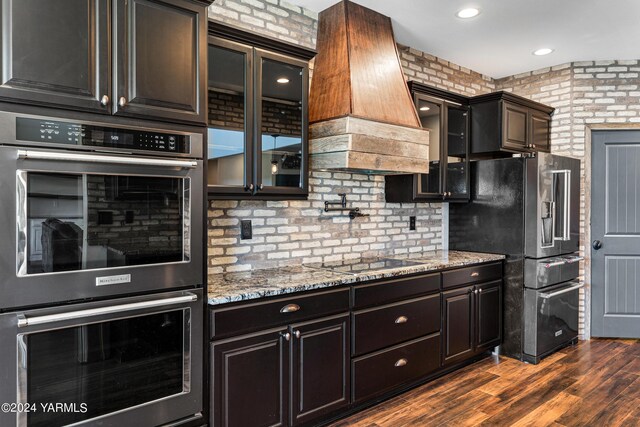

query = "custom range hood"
[309,0,430,174]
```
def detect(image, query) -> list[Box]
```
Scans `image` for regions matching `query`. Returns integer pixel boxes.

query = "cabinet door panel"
[255,49,309,197]
[207,37,254,195]
[291,314,350,426]
[414,94,443,199]
[114,0,205,124]
[530,111,551,153]
[0,0,109,112]
[503,102,529,151]
[211,329,287,427]
[476,281,502,350]
[445,104,470,200]
[442,286,474,365]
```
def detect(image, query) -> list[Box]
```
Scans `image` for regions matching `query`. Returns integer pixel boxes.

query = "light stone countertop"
[207,250,505,306]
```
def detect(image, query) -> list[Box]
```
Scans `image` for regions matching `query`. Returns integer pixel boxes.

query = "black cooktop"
[306,257,425,275]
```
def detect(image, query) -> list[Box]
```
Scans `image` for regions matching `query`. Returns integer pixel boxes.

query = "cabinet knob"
[470,272,479,277]
[394,358,408,367]
[294,330,301,339]
[118,96,127,108]
[100,95,110,106]
[478,288,483,293]
[395,316,408,324]
[280,303,300,313]
[258,184,264,191]
[281,332,291,341]
[245,183,254,191]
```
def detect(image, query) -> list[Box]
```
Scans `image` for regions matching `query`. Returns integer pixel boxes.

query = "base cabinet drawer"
[352,294,440,356]
[210,288,350,339]
[352,334,440,403]
[442,262,502,289]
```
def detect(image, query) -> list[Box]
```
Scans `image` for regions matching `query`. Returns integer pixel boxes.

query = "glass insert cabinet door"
[207,38,253,194]
[415,95,442,197]
[255,50,308,195]
[444,105,470,199]
[414,93,469,201]
[207,39,309,198]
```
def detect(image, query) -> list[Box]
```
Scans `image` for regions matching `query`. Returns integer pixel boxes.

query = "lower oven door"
[0,289,203,427]
[524,280,582,360]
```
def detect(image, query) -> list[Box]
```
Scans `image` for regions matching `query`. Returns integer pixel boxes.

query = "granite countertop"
[207,250,505,306]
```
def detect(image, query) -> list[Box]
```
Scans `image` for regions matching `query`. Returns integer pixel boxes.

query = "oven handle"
[539,282,584,299]
[17,293,198,328]
[17,149,198,169]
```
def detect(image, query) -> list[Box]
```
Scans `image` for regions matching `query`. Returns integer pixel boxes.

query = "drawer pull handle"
[395,316,408,324]
[470,272,480,277]
[395,358,408,367]
[280,304,300,313]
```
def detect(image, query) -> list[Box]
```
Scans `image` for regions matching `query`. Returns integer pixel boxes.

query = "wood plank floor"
[331,339,640,427]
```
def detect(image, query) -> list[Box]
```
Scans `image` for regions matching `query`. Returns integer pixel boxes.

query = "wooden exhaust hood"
[309,0,429,174]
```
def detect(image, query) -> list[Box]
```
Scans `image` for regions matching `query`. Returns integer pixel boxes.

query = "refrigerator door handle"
[553,170,571,241]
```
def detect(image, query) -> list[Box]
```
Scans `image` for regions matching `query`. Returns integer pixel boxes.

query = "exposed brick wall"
[209,172,442,272]
[208,0,317,49]
[397,44,496,96]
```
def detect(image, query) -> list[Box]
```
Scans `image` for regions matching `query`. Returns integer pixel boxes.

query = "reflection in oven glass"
[26,310,185,427]
[26,173,186,274]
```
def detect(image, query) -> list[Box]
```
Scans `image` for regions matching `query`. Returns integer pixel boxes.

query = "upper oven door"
[0,147,204,310]
[0,289,203,427]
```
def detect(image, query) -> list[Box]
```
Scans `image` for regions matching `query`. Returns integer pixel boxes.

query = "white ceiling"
[293,0,640,78]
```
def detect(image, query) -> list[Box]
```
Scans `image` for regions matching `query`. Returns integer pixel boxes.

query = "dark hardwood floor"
[331,339,640,427]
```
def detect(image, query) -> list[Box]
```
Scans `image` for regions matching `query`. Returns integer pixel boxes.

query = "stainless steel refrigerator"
[450,153,582,363]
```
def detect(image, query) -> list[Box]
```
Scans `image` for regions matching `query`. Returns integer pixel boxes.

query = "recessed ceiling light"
[419,106,431,111]
[533,48,554,56]
[456,8,480,19]
[276,77,290,84]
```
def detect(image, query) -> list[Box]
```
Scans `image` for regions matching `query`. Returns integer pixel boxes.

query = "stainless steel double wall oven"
[0,106,205,427]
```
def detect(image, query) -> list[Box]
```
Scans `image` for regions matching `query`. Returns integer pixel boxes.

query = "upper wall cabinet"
[470,92,554,155]
[385,82,470,203]
[0,0,210,124]
[207,23,315,200]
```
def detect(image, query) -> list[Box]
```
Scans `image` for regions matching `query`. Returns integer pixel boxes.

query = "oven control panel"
[16,117,189,154]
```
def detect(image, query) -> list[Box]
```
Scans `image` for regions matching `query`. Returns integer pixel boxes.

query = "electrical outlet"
[241,220,252,240]
[409,216,416,231]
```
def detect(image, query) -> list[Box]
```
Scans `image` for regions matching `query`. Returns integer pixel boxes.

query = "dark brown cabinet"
[385,82,470,203]
[211,328,288,427]
[290,315,350,425]
[210,262,502,426]
[114,0,207,124]
[207,24,315,200]
[442,278,502,366]
[0,0,210,124]
[442,285,475,364]
[476,280,502,349]
[0,0,110,113]
[210,292,350,427]
[470,92,554,155]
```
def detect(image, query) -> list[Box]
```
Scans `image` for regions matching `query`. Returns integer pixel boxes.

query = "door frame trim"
[586,124,640,339]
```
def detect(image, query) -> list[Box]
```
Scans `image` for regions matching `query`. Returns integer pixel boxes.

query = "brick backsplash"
[208,172,442,273]
[208,0,640,339]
